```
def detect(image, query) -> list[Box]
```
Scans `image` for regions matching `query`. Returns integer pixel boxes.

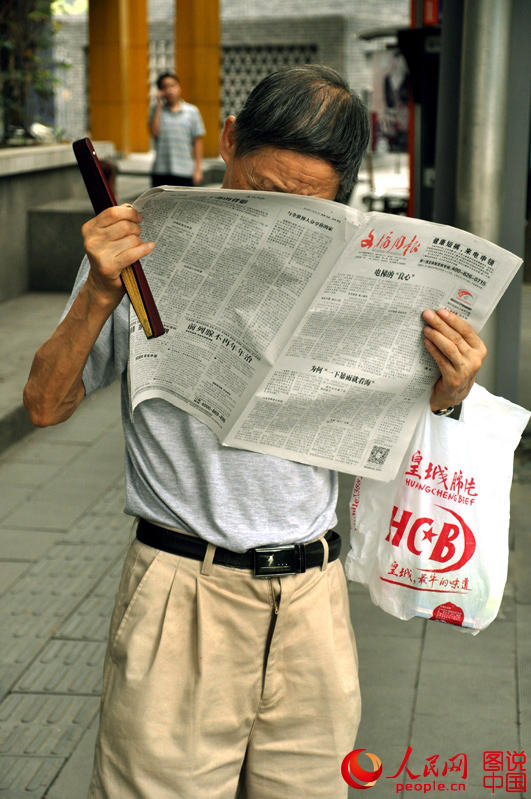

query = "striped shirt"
[150,101,205,177]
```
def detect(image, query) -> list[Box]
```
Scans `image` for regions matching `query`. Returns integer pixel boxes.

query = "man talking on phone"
[24,65,486,799]
[149,71,205,188]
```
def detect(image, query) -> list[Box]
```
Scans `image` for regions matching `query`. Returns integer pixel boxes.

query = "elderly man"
[24,65,486,799]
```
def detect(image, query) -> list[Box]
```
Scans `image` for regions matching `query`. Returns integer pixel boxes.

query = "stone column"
[88,0,149,154]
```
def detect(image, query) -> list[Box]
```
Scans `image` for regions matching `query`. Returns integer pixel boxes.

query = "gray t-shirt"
[65,259,338,552]
[149,101,205,177]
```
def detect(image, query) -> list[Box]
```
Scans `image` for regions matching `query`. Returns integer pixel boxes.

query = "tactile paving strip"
[0,542,125,624]
[64,509,133,545]
[92,555,127,599]
[54,595,115,642]
[0,694,98,756]
[0,755,64,797]
[88,479,127,516]
[0,542,125,674]
[13,640,106,696]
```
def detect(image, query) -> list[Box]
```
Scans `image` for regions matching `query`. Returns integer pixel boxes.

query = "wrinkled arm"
[23,285,118,426]
[23,206,154,427]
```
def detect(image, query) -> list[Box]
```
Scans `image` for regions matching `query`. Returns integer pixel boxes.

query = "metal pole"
[455,0,512,390]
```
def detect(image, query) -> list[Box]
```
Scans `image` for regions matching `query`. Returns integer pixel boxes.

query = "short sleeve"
[191,107,206,139]
[61,257,130,396]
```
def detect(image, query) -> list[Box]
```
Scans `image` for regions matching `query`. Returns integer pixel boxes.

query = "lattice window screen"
[221,44,318,121]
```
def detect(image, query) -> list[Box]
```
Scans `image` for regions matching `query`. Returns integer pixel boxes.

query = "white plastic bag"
[345,384,530,634]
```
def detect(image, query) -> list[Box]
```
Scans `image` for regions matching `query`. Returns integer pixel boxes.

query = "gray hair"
[233,64,370,204]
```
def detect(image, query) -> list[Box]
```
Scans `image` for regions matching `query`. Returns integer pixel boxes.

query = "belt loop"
[318,534,329,571]
[201,542,216,576]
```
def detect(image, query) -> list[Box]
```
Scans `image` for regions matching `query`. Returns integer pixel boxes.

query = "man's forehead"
[240,146,339,198]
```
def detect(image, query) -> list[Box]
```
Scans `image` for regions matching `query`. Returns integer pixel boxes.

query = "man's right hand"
[82,204,155,306]
[23,206,155,427]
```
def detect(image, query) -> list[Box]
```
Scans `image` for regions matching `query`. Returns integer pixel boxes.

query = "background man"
[23,65,486,798]
[149,71,205,187]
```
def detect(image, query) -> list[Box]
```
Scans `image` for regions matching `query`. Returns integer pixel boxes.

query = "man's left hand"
[422,308,487,412]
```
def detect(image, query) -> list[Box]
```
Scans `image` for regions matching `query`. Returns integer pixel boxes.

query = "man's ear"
[220,115,236,164]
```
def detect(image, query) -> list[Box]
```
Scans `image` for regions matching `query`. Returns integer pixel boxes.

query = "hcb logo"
[385,504,476,573]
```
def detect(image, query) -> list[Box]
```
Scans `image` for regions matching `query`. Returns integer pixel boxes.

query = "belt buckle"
[253,543,306,578]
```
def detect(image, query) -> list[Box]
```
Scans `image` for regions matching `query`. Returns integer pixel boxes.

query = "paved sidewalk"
[0,288,529,798]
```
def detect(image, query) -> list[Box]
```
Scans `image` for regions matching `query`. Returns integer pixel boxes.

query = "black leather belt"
[136,518,341,578]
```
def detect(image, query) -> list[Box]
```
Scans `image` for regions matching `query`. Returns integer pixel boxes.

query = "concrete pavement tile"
[414,659,516,725]
[28,395,120,446]
[516,603,531,745]
[347,579,367,595]
[13,640,106,695]
[350,589,425,639]
[0,666,27,705]
[408,726,520,790]
[422,614,515,666]
[0,599,82,645]
[28,540,124,576]
[0,486,35,522]
[0,723,85,760]
[0,563,30,596]
[0,544,125,664]
[0,692,96,725]
[5,541,125,604]
[411,715,520,752]
[356,680,415,742]
[356,634,423,689]
[63,512,131,546]
[0,755,65,797]
[45,718,99,799]
[512,485,531,603]
[513,553,531,604]
[496,581,517,622]
[0,440,86,466]
[0,461,62,487]
[508,481,531,532]
[0,631,46,668]
[0,694,98,756]
[54,595,115,642]
[92,557,126,598]
[3,431,125,530]
[0,529,62,561]
[518,709,531,767]
[89,482,127,517]
[1,497,88,531]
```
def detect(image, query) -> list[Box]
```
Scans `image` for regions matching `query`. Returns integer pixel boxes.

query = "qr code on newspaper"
[367,445,390,467]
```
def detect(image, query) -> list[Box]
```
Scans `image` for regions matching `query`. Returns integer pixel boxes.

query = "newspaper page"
[225,210,521,478]
[129,188,522,480]
[129,187,349,433]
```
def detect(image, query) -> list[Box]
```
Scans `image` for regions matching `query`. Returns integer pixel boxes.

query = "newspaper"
[129,187,521,480]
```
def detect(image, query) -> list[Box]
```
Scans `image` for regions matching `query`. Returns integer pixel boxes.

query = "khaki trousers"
[88,535,361,799]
